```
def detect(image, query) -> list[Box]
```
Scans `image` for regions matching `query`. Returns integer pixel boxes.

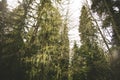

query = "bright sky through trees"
[7,0,82,48]
[1,0,120,80]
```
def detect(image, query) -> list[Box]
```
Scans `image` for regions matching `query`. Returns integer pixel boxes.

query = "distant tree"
[59,12,70,80]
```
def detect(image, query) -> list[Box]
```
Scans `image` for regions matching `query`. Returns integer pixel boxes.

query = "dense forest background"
[0,0,120,80]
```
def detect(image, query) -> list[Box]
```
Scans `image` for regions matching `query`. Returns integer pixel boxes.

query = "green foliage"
[20,0,69,80]
[91,0,120,79]
[79,6,97,44]
[1,0,116,80]
[91,0,120,46]
[0,0,26,80]
[72,5,111,80]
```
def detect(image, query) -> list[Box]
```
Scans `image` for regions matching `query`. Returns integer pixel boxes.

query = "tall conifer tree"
[72,5,111,80]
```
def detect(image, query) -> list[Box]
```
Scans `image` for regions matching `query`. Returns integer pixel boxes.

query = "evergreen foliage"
[0,0,120,80]
[91,0,120,79]
[72,6,111,80]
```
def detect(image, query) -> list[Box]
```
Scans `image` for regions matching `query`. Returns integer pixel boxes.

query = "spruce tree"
[26,0,66,80]
[59,15,70,80]
[72,5,111,80]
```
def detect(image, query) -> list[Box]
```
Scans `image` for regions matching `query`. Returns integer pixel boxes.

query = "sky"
[7,0,83,48]
[68,0,83,47]
[7,0,21,9]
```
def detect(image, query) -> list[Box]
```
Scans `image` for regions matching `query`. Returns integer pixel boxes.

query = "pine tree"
[59,14,70,80]
[72,42,82,80]
[38,3,61,80]
[24,0,66,80]
[91,0,120,79]
[72,5,111,80]
[0,0,26,80]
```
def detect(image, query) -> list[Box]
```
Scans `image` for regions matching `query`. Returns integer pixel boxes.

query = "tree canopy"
[0,0,120,80]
